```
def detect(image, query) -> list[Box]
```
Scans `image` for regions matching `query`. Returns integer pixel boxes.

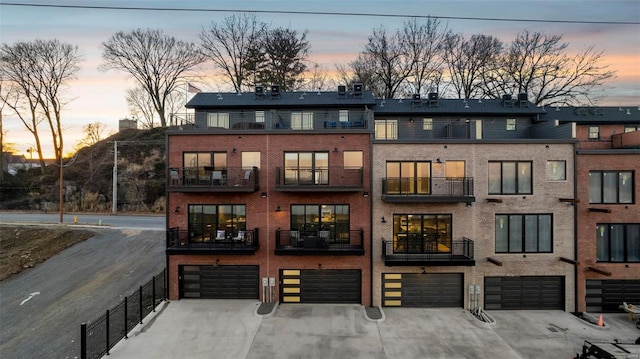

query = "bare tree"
[299,63,329,91]
[0,40,80,169]
[443,33,503,99]
[74,121,107,151]
[485,30,615,106]
[199,14,267,92]
[126,86,157,129]
[401,18,449,97]
[101,28,206,127]
[249,27,311,91]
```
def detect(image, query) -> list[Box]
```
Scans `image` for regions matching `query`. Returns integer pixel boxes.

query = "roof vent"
[270,85,280,98]
[353,83,363,98]
[517,93,528,107]
[502,94,513,107]
[412,94,422,107]
[427,92,438,107]
[337,85,346,98]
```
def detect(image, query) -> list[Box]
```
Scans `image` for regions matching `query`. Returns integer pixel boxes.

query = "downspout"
[368,108,374,307]
[165,131,170,300]
[573,140,578,313]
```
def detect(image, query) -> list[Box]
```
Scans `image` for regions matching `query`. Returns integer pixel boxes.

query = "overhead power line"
[1,2,638,25]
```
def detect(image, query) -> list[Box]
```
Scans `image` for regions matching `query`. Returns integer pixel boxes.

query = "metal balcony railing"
[382,237,475,266]
[275,229,364,255]
[275,166,364,191]
[166,227,259,253]
[168,166,259,192]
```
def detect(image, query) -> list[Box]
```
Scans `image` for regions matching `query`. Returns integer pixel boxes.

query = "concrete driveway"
[107,300,640,359]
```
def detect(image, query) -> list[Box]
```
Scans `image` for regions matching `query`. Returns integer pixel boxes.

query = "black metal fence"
[80,269,166,359]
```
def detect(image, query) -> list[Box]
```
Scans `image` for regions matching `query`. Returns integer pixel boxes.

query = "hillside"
[0,128,167,213]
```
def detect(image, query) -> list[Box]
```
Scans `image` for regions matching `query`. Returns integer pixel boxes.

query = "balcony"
[382,237,475,266]
[611,130,640,149]
[275,229,365,255]
[381,177,475,203]
[168,166,259,193]
[166,227,259,255]
[275,166,364,192]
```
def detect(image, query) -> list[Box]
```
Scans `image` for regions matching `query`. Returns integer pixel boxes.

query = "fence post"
[139,285,143,324]
[152,276,156,312]
[105,309,110,355]
[80,323,87,359]
[124,296,128,339]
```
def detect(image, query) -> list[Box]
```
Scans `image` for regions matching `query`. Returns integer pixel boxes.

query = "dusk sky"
[1,0,639,158]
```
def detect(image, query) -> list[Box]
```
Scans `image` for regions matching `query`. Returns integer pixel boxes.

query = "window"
[393,214,452,253]
[188,204,246,240]
[588,126,600,140]
[423,118,433,131]
[284,152,328,185]
[184,152,227,183]
[291,204,349,242]
[488,161,532,194]
[343,151,363,169]
[374,119,398,140]
[207,113,230,128]
[624,125,639,133]
[291,111,314,130]
[596,224,640,262]
[495,214,552,253]
[242,152,260,169]
[255,110,265,123]
[546,160,566,181]
[589,171,634,204]
[339,110,349,122]
[385,161,430,194]
[445,161,465,179]
[506,119,516,131]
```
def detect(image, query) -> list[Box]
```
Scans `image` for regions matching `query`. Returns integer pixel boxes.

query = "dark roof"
[542,106,640,124]
[372,98,544,115]
[186,90,376,109]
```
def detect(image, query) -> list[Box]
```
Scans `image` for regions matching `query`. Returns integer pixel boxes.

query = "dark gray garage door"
[280,269,361,304]
[484,276,564,310]
[586,279,640,312]
[382,273,463,307]
[180,265,259,299]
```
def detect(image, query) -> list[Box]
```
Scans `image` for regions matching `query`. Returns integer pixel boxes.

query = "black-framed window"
[183,152,227,183]
[374,119,398,140]
[188,204,246,240]
[588,126,600,140]
[291,204,349,241]
[284,152,329,185]
[589,171,634,204]
[596,224,640,262]
[393,214,452,253]
[488,161,532,194]
[624,125,639,133]
[495,214,552,253]
[385,161,431,194]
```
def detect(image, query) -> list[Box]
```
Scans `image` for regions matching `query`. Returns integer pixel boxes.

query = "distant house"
[2,152,38,175]
[119,118,137,131]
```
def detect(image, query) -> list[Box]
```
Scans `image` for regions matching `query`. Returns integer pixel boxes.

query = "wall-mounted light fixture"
[381,216,387,223]
[363,191,369,198]
[213,259,220,268]
[421,267,427,275]
[317,263,322,272]
[466,202,472,207]
[333,147,339,153]
[275,205,282,212]
[174,206,180,213]
[261,192,267,198]
[232,148,237,153]
[436,158,443,164]
[409,118,414,123]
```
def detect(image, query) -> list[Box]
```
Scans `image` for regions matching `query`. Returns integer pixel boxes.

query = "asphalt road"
[0,212,164,230]
[0,224,165,359]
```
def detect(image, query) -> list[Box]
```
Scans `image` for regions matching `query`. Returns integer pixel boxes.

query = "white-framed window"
[423,118,433,131]
[546,160,566,181]
[207,113,229,128]
[588,126,600,140]
[339,110,349,122]
[506,119,516,131]
[255,110,265,123]
[291,112,314,130]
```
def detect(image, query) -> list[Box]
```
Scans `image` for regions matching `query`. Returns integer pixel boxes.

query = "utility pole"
[112,141,117,214]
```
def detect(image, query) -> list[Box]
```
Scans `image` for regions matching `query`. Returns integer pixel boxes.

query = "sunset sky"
[1,0,639,158]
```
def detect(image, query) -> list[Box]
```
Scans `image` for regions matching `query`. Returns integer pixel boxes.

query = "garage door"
[280,269,361,304]
[382,273,463,307]
[484,276,564,310]
[586,279,640,312]
[180,265,259,299]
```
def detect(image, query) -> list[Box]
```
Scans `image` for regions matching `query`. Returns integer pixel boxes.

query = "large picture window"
[284,152,328,185]
[589,171,634,204]
[291,204,349,242]
[291,111,314,130]
[207,112,229,128]
[385,161,430,194]
[393,214,452,254]
[188,204,246,241]
[374,119,398,140]
[488,161,532,194]
[596,224,640,262]
[495,214,552,253]
[183,152,227,184]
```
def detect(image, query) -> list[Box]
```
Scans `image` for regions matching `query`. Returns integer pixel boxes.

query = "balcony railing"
[611,130,640,149]
[168,166,259,193]
[275,166,364,192]
[382,237,475,266]
[275,229,364,255]
[381,177,475,203]
[166,227,259,254]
